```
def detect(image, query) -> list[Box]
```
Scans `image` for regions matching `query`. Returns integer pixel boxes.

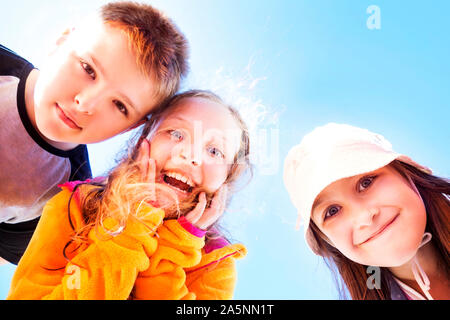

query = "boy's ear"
[48,27,75,56]
[55,27,75,46]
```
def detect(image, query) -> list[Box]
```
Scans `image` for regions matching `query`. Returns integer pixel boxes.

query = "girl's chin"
[169,186,193,201]
[351,248,419,268]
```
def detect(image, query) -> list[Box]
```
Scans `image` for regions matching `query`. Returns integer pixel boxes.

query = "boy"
[0,1,189,265]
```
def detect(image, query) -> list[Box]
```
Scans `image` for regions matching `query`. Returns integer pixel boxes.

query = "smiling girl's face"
[310,164,427,267]
[147,97,242,202]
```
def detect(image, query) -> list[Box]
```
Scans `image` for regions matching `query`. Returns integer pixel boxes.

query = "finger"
[196,208,221,230]
[209,185,228,212]
[137,139,150,180]
[137,140,156,183]
[197,185,228,229]
[185,192,207,225]
[147,158,156,202]
[137,140,158,205]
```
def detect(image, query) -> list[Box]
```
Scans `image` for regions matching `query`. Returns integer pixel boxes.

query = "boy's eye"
[324,205,341,221]
[357,175,377,192]
[113,100,128,116]
[169,130,184,141]
[81,61,96,79]
[207,146,225,159]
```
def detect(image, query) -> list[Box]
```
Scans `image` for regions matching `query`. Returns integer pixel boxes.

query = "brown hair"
[65,90,252,257]
[101,1,189,107]
[309,160,450,299]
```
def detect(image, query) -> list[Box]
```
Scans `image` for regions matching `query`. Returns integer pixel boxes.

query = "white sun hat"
[283,123,432,254]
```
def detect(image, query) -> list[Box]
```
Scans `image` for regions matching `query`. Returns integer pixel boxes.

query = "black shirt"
[0,44,92,264]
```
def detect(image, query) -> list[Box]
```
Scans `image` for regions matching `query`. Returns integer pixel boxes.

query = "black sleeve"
[0,46,92,265]
[0,44,33,77]
[69,144,93,181]
[0,217,40,265]
[0,45,39,265]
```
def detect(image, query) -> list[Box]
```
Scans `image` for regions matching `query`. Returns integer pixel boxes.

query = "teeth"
[165,171,194,187]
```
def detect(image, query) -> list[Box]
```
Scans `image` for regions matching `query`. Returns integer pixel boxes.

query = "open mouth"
[162,171,194,193]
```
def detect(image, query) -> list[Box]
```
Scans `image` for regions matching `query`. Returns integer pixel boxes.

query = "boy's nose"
[74,92,99,115]
[74,99,94,115]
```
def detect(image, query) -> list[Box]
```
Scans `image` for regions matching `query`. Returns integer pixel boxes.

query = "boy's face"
[33,20,158,144]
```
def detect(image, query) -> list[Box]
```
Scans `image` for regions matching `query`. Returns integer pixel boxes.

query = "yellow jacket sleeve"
[132,218,247,300]
[184,243,247,300]
[7,188,164,300]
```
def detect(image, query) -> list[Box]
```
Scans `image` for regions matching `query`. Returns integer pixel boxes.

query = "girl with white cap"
[284,123,449,300]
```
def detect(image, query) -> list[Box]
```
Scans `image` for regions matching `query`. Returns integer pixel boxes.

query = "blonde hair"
[65,90,252,256]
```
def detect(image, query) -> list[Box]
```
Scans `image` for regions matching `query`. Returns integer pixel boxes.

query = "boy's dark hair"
[101,1,189,107]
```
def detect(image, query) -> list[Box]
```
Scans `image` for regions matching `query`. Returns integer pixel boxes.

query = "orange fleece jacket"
[7,185,246,300]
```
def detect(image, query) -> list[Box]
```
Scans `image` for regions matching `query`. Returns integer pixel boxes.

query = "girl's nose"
[179,150,202,166]
[190,158,200,166]
[355,206,380,228]
[177,142,202,167]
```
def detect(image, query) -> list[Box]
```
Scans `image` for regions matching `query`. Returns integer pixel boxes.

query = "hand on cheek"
[136,139,157,204]
[185,184,228,230]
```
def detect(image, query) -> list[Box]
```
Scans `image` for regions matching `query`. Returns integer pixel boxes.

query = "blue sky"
[1,0,449,299]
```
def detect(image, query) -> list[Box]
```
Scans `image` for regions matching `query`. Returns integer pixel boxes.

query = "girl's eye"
[169,130,184,141]
[324,205,341,221]
[81,61,96,79]
[207,146,225,159]
[113,100,128,116]
[357,176,377,192]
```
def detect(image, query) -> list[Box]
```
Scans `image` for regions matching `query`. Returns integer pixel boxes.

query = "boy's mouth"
[56,104,82,130]
[162,171,194,193]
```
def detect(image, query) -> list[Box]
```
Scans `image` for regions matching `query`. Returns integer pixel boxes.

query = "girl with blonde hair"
[8,90,251,300]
